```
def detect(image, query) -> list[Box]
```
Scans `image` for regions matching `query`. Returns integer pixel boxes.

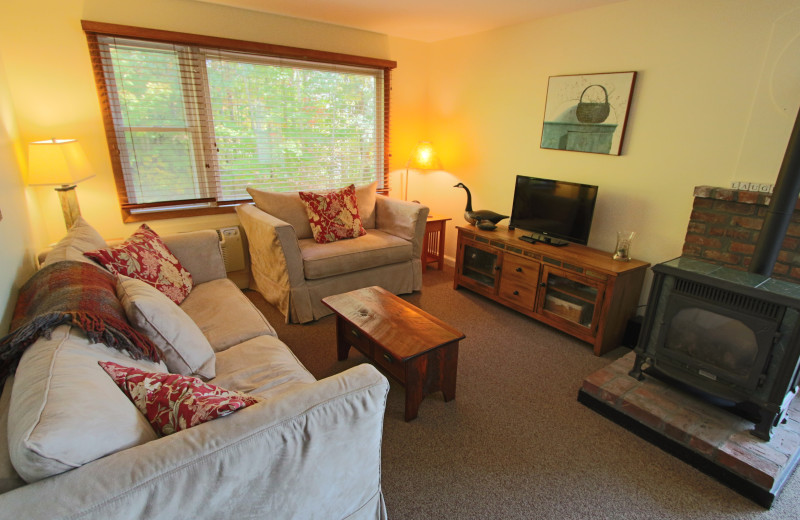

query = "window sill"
[122,204,239,223]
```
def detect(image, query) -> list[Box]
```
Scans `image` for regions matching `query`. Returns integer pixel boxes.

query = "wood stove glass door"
[656,293,779,391]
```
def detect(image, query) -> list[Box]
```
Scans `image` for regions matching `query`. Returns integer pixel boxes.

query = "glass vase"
[613,231,636,261]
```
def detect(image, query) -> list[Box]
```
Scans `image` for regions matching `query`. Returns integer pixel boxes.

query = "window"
[83,21,395,221]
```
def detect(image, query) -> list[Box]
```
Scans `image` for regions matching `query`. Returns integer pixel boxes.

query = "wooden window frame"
[82,20,396,222]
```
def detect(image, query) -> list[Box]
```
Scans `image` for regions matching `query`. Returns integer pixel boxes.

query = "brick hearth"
[683,185,800,283]
[578,352,800,507]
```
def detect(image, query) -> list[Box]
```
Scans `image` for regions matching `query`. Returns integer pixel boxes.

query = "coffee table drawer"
[341,321,372,353]
[373,343,405,383]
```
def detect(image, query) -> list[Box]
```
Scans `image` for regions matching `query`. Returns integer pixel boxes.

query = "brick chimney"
[682,185,800,282]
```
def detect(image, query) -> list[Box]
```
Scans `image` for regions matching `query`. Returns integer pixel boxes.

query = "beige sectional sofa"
[238,185,430,324]
[0,227,389,519]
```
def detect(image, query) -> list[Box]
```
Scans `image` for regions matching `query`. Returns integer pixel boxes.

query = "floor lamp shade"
[404,141,443,201]
[27,139,94,229]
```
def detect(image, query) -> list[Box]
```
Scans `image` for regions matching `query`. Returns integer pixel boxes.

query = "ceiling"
[193,0,626,42]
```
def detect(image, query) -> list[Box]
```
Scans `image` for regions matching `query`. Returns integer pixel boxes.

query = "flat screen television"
[509,175,598,246]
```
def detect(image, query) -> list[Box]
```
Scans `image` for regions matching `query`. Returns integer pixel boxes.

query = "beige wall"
[419,0,800,283]
[0,55,38,332]
[1,0,799,330]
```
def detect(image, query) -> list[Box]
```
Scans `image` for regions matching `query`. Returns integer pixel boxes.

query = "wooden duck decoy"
[454,183,508,229]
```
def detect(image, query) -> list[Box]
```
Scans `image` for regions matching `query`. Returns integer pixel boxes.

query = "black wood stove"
[631,106,800,441]
[630,257,800,440]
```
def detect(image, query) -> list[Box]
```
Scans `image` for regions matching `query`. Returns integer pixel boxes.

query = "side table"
[422,215,451,270]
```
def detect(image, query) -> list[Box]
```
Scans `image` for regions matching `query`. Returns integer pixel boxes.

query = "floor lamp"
[27,139,95,230]
[404,141,443,201]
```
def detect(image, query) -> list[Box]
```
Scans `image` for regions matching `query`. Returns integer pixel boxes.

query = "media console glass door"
[536,266,605,333]
[461,243,500,291]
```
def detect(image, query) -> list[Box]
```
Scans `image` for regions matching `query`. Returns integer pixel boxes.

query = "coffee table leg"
[336,317,350,361]
[441,342,459,402]
[404,379,423,421]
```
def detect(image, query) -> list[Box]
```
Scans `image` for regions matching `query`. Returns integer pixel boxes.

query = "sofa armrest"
[0,364,389,520]
[236,204,306,319]
[375,196,430,257]
[161,230,227,285]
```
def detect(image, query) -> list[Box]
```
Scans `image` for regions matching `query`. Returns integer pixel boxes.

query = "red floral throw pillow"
[99,361,259,436]
[84,224,193,304]
[298,184,366,244]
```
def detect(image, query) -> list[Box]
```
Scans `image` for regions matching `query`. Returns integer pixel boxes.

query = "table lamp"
[404,141,443,201]
[27,138,94,229]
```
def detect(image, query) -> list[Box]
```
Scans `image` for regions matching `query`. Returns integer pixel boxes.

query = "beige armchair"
[237,192,430,323]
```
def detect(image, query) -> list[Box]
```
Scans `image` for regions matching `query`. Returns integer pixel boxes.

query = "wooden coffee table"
[322,286,465,421]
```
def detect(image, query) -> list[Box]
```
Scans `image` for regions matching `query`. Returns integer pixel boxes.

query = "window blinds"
[83,21,395,221]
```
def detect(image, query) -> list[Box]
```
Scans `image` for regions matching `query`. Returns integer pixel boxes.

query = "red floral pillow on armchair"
[99,361,259,436]
[298,184,366,244]
[85,224,193,304]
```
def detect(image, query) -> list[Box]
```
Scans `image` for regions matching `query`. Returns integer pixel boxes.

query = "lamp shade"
[27,139,94,186]
[406,141,443,170]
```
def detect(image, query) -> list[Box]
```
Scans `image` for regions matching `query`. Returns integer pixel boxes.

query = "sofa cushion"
[85,224,193,304]
[356,181,378,229]
[299,229,413,280]
[299,184,366,244]
[179,278,276,352]
[211,334,315,399]
[248,188,315,239]
[100,361,259,436]
[42,216,107,268]
[7,325,168,483]
[0,376,25,493]
[117,276,216,380]
[247,182,378,239]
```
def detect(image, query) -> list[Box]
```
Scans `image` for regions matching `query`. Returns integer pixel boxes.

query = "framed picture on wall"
[540,71,637,156]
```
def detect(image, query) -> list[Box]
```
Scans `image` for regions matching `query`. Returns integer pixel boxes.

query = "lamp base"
[55,185,81,229]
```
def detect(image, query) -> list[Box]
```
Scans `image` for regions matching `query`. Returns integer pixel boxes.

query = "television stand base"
[519,234,569,247]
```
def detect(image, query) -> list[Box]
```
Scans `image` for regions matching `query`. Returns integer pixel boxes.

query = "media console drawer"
[498,254,540,310]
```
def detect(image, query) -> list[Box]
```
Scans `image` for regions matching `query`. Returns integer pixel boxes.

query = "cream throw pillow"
[42,216,107,267]
[116,276,216,380]
[247,181,378,238]
[7,326,167,483]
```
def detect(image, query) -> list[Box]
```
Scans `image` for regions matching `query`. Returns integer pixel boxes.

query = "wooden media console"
[454,225,649,356]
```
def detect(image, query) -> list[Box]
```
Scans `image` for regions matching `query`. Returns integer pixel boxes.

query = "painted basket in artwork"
[575,84,610,124]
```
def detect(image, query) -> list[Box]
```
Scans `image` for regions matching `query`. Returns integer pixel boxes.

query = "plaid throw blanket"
[0,260,160,384]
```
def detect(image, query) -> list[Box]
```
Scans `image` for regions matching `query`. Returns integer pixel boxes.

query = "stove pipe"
[749,106,800,277]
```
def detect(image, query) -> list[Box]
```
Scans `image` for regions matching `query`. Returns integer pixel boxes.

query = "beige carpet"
[246,266,800,519]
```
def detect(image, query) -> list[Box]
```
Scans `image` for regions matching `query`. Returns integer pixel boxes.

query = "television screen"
[509,175,598,246]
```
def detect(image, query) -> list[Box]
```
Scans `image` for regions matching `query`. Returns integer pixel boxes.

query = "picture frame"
[540,71,637,156]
